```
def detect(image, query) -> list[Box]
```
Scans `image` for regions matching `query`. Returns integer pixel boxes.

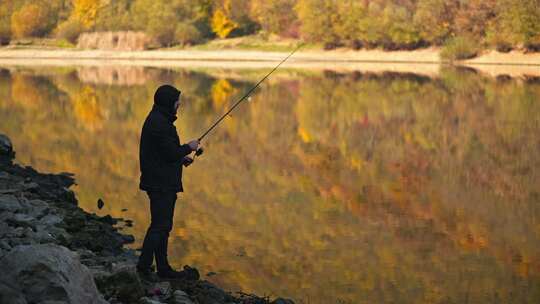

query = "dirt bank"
[0,47,538,77]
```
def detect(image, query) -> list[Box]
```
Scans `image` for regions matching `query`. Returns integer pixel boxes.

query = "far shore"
[0,47,538,77]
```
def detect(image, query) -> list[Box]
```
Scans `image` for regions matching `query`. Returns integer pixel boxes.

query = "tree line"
[0,0,539,53]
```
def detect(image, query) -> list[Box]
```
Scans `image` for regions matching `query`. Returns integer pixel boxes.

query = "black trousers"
[137,191,177,272]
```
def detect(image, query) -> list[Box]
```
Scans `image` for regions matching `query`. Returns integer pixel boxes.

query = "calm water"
[0,65,539,303]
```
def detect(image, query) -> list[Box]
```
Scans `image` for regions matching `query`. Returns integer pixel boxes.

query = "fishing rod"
[192,43,303,158]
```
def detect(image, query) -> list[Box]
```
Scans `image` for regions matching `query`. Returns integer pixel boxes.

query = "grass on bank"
[6,38,75,49]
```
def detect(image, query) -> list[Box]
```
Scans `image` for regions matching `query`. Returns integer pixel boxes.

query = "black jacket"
[139,104,192,193]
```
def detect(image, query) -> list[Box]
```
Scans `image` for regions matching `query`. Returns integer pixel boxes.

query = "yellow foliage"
[211,9,238,39]
[72,0,102,28]
[72,86,105,130]
[211,79,235,110]
[297,126,311,142]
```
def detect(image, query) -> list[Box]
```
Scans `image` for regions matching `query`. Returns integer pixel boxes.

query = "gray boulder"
[0,195,23,213]
[95,264,144,303]
[0,244,107,304]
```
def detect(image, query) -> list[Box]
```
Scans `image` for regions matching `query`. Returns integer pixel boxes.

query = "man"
[137,84,200,280]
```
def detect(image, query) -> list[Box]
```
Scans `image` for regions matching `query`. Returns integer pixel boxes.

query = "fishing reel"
[195,147,204,157]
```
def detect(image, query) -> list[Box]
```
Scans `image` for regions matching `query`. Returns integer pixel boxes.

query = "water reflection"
[0,65,539,303]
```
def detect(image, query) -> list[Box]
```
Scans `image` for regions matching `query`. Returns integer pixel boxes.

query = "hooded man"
[137,84,200,280]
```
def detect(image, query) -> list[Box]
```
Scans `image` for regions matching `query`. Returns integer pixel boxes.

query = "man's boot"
[157,265,200,281]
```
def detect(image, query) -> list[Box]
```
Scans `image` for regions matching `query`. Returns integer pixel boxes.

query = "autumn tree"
[71,0,102,29]
[453,0,497,40]
[413,0,456,45]
[211,0,258,38]
[487,0,540,51]
[250,0,298,37]
[211,8,238,38]
[94,0,132,31]
[11,3,56,38]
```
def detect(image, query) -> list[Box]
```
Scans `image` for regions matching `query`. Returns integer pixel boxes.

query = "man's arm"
[150,127,193,162]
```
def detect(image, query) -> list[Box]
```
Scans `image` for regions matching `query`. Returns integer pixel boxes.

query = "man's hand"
[182,156,194,167]
[187,139,199,151]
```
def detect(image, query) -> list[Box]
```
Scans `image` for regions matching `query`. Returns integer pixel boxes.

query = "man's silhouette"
[137,84,200,280]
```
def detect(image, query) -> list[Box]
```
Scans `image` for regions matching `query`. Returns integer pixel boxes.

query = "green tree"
[175,22,203,45]
[380,4,422,49]
[296,0,340,47]
[334,0,367,48]
[131,0,179,46]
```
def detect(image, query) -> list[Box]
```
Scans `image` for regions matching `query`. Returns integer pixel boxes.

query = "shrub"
[175,23,202,46]
[55,19,85,44]
[441,36,480,61]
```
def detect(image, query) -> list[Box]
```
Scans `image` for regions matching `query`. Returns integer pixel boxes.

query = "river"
[0,64,538,303]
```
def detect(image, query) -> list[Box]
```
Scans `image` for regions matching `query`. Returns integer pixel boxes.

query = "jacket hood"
[154,84,181,115]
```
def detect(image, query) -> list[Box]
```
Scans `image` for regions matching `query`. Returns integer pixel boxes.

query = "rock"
[151,281,171,297]
[0,244,107,304]
[192,281,236,304]
[0,188,19,195]
[6,213,37,230]
[271,298,296,304]
[99,214,117,225]
[39,214,63,227]
[20,200,51,220]
[29,227,56,244]
[172,290,195,304]
[0,195,22,212]
[139,297,165,304]
[97,198,104,209]
[95,264,145,303]
[0,281,27,304]
[0,134,14,161]
[7,226,24,238]
[121,234,135,244]
[62,187,77,205]
[21,182,39,191]
[0,239,11,251]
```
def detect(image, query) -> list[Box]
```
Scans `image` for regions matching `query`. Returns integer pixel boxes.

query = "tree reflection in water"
[0,66,539,303]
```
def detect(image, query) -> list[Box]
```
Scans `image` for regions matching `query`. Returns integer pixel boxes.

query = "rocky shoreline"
[0,134,293,304]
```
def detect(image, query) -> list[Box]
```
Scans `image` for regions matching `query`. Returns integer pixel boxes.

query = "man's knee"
[149,220,173,234]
